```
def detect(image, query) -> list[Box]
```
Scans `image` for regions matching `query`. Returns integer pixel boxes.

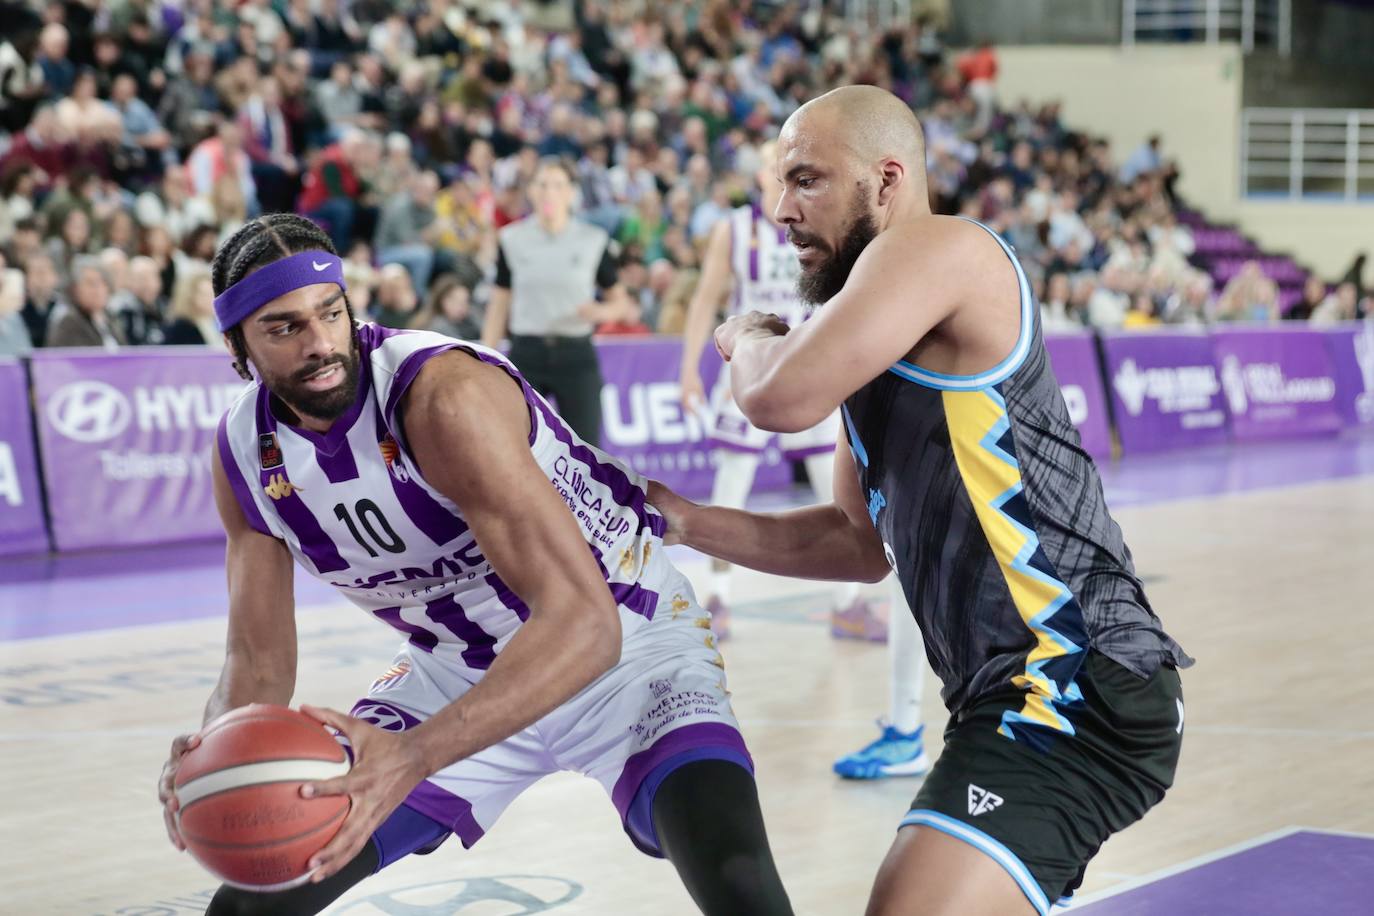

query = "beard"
[791,194,881,308]
[260,346,361,424]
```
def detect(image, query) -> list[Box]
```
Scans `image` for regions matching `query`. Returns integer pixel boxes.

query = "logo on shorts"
[967,784,1004,816]
[352,702,412,732]
[650,678,672,699]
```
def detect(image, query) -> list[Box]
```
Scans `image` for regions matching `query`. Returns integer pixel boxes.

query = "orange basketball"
[174,704,351,891]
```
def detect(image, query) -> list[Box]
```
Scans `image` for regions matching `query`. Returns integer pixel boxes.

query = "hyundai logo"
[334,875,582,914]
[46,380,131,443]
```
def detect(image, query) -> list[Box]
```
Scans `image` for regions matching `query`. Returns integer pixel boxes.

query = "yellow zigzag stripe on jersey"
[943,389,1081,736]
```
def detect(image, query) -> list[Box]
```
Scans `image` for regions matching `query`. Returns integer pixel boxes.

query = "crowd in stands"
[0,0,1368,358]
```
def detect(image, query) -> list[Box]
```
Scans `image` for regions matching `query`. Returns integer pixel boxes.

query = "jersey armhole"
[216,411,274,537]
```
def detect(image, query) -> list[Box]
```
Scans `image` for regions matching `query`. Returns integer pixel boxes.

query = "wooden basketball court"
[3,450,1373,914]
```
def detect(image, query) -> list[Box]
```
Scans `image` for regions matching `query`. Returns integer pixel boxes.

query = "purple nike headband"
[214,250,348,331]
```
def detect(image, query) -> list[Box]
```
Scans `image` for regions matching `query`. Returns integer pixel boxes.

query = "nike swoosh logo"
[312,261,329,272]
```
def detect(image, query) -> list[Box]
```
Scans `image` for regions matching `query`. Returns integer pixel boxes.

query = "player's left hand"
[298,704,430,883]
[714,311,788,362]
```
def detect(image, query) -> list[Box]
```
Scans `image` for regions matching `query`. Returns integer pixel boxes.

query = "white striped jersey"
[728,202,805,326]
[216,323,671,675]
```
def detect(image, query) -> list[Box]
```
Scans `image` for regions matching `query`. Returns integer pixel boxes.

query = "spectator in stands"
[411,273,482,340]
[375,169,442,294]
[1120,135,1163,184]
[36,24,75,100]
[1311,281,1360,326]
[1288,275,1327,322]
[0,251,31,356]
[156,49,219,147]
[1040,271,1081,331]
[162,268,223,349]
[187,118,259,220]
[372,263,421,330]
[297,127,372,252]
[47,255,124,349]
[18,251,60,348]
[110,73,170,186]
[135,166,215,245]
[1123,292,1163,330]
[1216,262,1279,323]
[111,256,167,346]
[1087,264,1132,329]
[239,75,299,215]
[1164,272,1213,327]
[46,206,96,271]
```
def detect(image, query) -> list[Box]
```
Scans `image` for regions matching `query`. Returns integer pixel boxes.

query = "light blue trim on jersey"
[899,809,1050,916]
[886,218,1036,391]
[841,404,869,468]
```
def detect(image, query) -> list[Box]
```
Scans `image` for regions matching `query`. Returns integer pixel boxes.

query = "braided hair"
[210,214,357,381]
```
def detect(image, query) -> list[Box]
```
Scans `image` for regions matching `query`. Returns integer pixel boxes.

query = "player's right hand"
[680,370,705,412]
[645,479,691,546]
[158,731,202,851]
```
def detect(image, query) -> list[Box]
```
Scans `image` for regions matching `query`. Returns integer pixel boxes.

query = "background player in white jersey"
[155,214,793,915]
[679,143,930,780]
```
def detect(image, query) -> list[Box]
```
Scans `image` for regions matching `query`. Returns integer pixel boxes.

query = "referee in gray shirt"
[482,158,628,447]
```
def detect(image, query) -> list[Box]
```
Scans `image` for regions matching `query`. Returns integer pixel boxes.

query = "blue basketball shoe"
[833,722,930,779]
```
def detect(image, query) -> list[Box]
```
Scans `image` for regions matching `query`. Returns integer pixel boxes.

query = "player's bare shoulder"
[401,348,531,442]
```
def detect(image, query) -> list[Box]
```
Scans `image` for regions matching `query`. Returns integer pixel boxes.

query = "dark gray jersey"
[843,219,1191,749]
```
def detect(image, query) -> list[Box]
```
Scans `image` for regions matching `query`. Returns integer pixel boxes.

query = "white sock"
[886,574,926,735]
[836,581,862,607]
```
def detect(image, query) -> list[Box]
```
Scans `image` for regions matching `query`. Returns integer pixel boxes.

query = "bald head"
[772,87,930,306]
[784,86,926,173]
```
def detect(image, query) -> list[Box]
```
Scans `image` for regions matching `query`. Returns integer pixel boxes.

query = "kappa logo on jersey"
[379,434,410,482]
[967,784,1004,816]
[263,472,301,500]
[258,433,283,469]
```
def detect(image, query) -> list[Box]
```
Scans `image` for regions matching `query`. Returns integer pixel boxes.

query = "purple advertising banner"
[1101,330,1230,454]
[1043,332,1112,458]
[597,338,791,498]
[1322,321,1374,429]
[0,360,49,556]
[1212,327,1343,441]
[29,349,249,551]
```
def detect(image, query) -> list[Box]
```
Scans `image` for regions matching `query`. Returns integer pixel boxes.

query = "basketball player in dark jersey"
[649,86,1192,915]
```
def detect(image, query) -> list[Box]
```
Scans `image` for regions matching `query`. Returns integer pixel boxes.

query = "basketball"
[173,704,351,891]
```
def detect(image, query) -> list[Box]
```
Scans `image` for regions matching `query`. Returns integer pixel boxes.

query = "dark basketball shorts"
[902,651,1185,914]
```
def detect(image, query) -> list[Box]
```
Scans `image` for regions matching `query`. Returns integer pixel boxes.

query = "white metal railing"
[1241,108,1374,202]
[805,0,913,33]
[1123,0,1290,54]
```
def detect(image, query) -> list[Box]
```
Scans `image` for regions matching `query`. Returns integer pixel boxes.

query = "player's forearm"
[729,333,823,432]
[680,501,888,583]
[406,602,620,775]
[204,651,296,724]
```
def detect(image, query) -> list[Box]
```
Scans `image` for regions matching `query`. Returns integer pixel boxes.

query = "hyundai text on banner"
[1102,330,1229,453]
[1322,321,1374,429]
[1213,327,1342,441]
[596,338,790,498]
[0,360,49,556]
[1043,332,1111,458]
[30,349,249,551]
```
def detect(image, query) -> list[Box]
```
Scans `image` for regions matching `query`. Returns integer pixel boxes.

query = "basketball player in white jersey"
[155,214,793,915]
[679,144,930,780]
